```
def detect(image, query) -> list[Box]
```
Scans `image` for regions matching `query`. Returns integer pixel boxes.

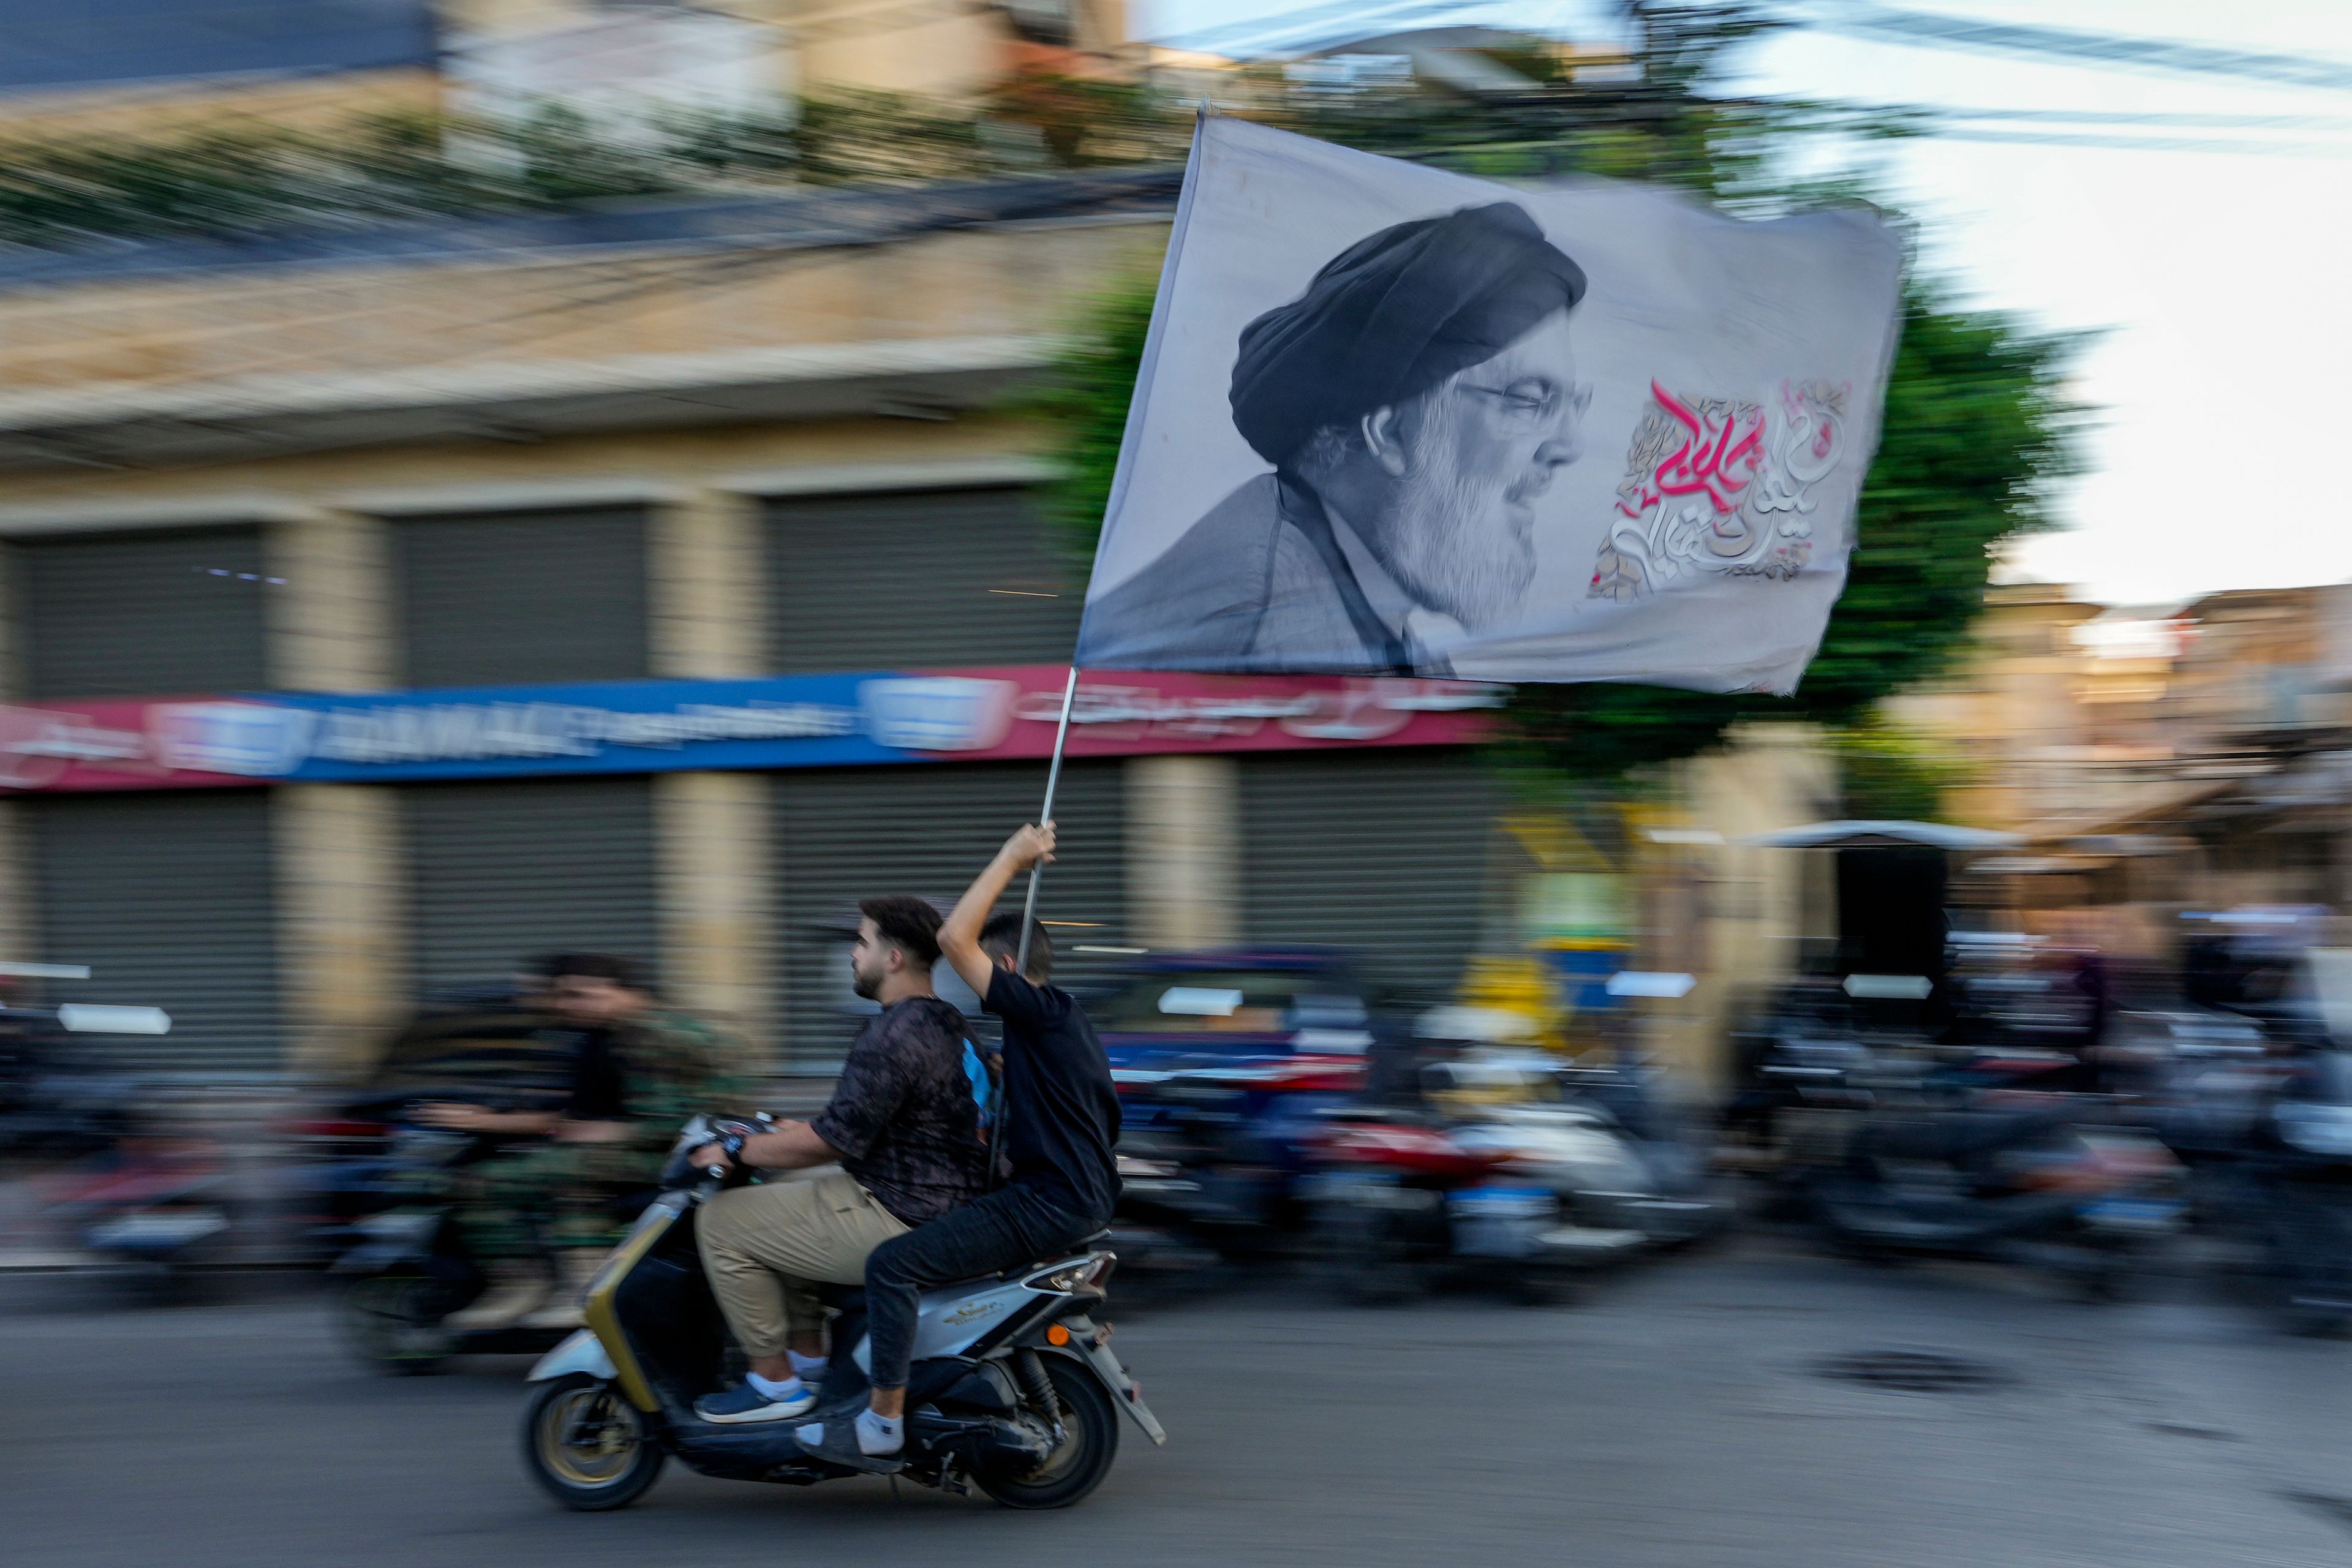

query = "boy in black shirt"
[794,821,1120,1471]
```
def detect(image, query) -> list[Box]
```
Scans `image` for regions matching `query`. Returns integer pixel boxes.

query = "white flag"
[1074,115,1905,695]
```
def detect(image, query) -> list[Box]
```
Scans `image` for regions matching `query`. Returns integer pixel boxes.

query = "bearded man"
[684,895,990,1425]
[1077,201,1589,676]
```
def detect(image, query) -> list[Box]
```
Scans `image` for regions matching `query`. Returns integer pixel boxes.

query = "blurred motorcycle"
[1109,1054,1362,1271]
[44,1126,236,1295]
[1808,1103,2184,1296]
[331,1121,579,1373]
[2209,1050,2352,1334]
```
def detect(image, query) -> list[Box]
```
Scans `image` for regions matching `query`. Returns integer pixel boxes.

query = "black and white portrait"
[1075,118,1904,695]
[1083,203,1588,676]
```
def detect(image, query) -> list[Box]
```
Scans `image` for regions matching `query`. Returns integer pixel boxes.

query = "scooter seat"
[817,1283,866,1311]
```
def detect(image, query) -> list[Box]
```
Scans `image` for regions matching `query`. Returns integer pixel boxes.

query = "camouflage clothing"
[453,1007,743,1259]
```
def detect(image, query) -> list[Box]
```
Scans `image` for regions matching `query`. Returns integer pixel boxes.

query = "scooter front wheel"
[522,1374,665,1511]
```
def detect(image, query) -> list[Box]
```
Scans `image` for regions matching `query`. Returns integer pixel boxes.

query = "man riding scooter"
[793,822,1122,1472]
[415,953,739,1332]
[684,896,993,1423]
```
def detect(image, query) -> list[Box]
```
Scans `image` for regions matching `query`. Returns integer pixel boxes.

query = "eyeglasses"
[1457,379,1593,431]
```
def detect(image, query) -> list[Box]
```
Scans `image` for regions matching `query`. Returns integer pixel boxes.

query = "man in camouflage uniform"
[418,953,742,1331]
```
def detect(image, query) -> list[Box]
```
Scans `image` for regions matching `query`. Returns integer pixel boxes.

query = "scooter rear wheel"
[972,1355,1120,1510]
[522,1374,665,1511]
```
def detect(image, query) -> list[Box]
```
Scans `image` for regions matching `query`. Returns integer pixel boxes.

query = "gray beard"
[1378,458,1534,630]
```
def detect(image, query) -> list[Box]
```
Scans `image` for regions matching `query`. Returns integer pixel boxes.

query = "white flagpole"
[1008,111,1204,973]
[1014,665,1080,973]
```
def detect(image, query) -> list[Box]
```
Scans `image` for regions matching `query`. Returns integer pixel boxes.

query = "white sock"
[786,1349,828,1382]
[746,1370,803,1401]
[855,1408,904,1455]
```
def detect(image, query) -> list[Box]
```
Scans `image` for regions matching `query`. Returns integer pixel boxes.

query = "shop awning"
[1740,820,2024,851]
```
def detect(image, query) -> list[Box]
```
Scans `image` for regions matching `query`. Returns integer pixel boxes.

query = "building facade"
[0,175,1534,1084]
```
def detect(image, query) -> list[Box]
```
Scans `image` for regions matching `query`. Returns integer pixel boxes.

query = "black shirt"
[983,968,1121,1223]
[810,996,992,1226]
[564,1027,627,1121]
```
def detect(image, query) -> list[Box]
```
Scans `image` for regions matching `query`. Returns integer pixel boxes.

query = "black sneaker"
[791,1403,904,1474]
[693,1380,816,1424]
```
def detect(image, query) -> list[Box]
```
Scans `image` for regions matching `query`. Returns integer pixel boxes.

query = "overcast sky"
[1141,1,2352,608]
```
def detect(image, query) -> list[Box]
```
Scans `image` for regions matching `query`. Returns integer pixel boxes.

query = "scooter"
[331,1122,581,1373]
[1808,1102,2184,1295]
[518,1117,1167,1512]
[1303,1102,1643,1305]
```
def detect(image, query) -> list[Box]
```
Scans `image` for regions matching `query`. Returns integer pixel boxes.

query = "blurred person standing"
[419,952,739,1330]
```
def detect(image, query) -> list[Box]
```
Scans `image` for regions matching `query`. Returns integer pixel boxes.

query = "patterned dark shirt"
[810,996,990,1225]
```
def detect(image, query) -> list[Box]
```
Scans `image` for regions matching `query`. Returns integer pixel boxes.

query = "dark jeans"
[863,1184,1099,1392]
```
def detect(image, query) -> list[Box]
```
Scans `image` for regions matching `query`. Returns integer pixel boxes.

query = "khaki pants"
[697,1172,910,1359]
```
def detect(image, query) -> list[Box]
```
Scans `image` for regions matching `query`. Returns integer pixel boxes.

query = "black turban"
[1228,202,1587,467]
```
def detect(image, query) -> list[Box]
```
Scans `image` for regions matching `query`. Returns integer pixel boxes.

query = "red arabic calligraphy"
[1616,380,1765,519]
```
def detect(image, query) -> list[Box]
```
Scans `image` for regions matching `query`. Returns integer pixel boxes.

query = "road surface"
[7,1238,2352,1567]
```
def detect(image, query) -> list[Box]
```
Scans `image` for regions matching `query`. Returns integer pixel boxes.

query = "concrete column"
[0,546,34,969]
[1125,754,1240,951]
[273,783,407,1082]
[650,489,765,679]
[656,770,774,1070]
[0,541,25,699]
[264,508,396,692]
[0,800,33,969]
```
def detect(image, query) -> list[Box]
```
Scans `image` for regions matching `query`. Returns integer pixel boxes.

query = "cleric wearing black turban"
[1078,202,1590,676]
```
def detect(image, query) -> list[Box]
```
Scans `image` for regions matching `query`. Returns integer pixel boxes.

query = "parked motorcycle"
[1303,1106,1637,1305]
[1444,1054,1733,1251]
[44,1125,238,1295]
[2194,1050,2352,1334]
[1110,1054,1362,1270]
[1807,1102,2184,1295]
[518,1117,1166,1512]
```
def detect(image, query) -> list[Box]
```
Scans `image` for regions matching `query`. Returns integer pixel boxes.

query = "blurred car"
[1095,951,1390,1267]
[1091,949,1388,1076]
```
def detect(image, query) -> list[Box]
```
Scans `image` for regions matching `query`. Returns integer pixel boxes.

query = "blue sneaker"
[694,1379,816,1424]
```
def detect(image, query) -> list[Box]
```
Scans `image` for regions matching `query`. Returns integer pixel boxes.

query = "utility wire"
[1785,0,2352,96]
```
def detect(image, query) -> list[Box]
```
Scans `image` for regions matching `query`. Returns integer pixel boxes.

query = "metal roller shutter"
[394,508,649,687]
[16,527,270,698]
[1239,749,1499,1007]
[773,760,1125,1066]
[767,488,1079,672]
[405,777,658,998]
[28,791,282,1077]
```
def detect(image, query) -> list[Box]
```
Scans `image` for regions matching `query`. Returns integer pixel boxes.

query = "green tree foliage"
[1034,282,1159,576]
[1829,716,1975,821]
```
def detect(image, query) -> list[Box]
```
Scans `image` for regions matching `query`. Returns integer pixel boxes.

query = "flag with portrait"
[1073,115,1906,695]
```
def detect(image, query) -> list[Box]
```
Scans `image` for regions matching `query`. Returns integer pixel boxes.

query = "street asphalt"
[7,1237,2352,1568]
